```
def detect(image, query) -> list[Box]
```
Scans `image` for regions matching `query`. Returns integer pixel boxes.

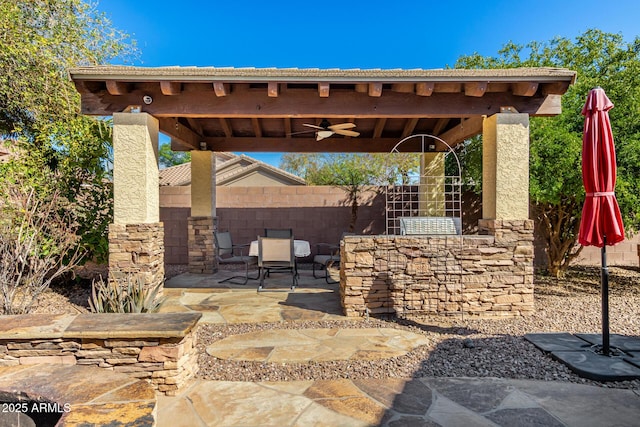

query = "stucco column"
[188,150,217,274]
[419,152,445,216]
[109,113,164,289]
[482,113,530,220]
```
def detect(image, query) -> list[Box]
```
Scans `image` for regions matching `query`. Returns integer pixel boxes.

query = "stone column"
[109,113,164,289]
[482,113,530,220]
[419,152,445,216]
[480,113,533,308]
[188,150,217,274]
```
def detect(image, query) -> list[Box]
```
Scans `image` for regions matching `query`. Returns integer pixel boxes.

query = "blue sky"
[97,0,640,166]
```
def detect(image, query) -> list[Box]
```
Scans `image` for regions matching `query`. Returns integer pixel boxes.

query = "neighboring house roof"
[159,152,306,187]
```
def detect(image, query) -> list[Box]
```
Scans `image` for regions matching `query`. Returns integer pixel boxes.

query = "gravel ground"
[196,266,640,390]
[30,264,640,390]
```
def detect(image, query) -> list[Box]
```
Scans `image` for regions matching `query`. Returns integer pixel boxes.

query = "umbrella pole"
[601,236,610,356]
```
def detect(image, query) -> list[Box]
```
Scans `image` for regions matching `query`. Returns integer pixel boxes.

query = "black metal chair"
[257,236,296,291]
[313,232,355,283]
[214,231,259,285]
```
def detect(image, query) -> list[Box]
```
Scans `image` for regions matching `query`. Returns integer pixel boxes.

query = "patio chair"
[264,228,293,238]
[258,236,297,291]
[214,231,259,285]
[313,232,355,283]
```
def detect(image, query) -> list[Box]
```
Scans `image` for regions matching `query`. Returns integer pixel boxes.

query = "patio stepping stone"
[206,328,430,363]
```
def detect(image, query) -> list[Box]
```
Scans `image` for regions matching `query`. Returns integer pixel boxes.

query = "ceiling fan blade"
[303,124,325,130]
[329,123,356,130]
[334,129,360,137]
[316,130,334,141]
[288,130,316,136]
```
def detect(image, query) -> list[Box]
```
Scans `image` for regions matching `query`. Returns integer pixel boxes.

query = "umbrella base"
[525,333,640,382]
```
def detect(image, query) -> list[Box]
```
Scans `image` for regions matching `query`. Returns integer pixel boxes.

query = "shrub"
[0,184,83,314]
[89,274,164,313]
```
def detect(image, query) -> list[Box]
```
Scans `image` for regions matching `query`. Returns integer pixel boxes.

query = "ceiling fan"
[301,119,360,141]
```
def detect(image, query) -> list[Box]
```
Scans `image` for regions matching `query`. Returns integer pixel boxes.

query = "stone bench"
[0,312,201,396]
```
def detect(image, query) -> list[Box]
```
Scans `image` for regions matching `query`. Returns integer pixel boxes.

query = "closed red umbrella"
[578,87,625,356]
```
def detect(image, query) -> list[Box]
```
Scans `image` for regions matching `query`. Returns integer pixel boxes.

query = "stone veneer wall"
[340,219,534,318]
[108,223,164,289]
[187,216,217,274]
[0,313,201,396]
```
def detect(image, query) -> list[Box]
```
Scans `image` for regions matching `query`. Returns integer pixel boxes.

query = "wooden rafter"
[432,118,450,136]
[373,118,387,138]
[213,82,227,97]
[219,118,233,137]
[368,83,383,97]
[401,118,420,139]
[106,80,129,95]
[416,82,434,96]
[284,118,292,138]
[157,117,200,150]
[464,82,488,97]
[268,82,279,97]
[438,116,484,147]
[318,82,330,97]
[251,117,262,137]
[160,81,182,95]
[512,82,539,97]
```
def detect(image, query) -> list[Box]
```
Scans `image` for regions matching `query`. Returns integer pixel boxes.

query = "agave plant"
[89,274,165,313]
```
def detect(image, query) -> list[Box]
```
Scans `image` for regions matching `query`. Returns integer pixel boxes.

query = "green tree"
[455,29,640,276]
[0,0,136,263]
[159,143,191,168]
[281,153,420,231]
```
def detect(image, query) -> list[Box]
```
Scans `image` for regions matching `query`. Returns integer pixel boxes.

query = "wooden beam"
[79,90,561,117]
[251,117,262,138]
[369,83,383,97]
[438,116,484,147]
[219,118,233,137]
[213,82,227,97]
[512,82,538,96]
[157,117,200,150]
[106,80,130,95]
[268,82,279,97]
[401,118,419,139]
[160,81,182,95]
[464,82,488,97]
[203,136,403,153]
[391,83,414,93]
[318,82,330,97]
[373,118,387,138]
[432,118,450,136]
[434,82,462,93]
[416,82,434,96]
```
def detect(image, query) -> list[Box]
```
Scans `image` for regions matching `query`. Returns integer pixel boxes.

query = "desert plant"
[0,184,83,314]
[89,274,164,313]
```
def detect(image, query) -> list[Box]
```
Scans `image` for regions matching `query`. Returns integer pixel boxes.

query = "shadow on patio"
[160,266,346,324]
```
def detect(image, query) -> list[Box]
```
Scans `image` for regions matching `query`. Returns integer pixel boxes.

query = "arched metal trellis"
[384,134,465,318]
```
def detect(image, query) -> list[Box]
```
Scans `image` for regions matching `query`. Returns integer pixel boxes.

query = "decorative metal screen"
[382,134,465,318]
[385,135,463,236]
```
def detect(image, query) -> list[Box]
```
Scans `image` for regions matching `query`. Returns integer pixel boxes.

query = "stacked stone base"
[188,216,217,274]
[0,313,201,396]
[109,222,165,289]
[340,220,535,318]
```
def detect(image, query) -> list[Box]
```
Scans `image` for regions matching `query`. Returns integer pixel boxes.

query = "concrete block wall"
[160,186,386,264]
